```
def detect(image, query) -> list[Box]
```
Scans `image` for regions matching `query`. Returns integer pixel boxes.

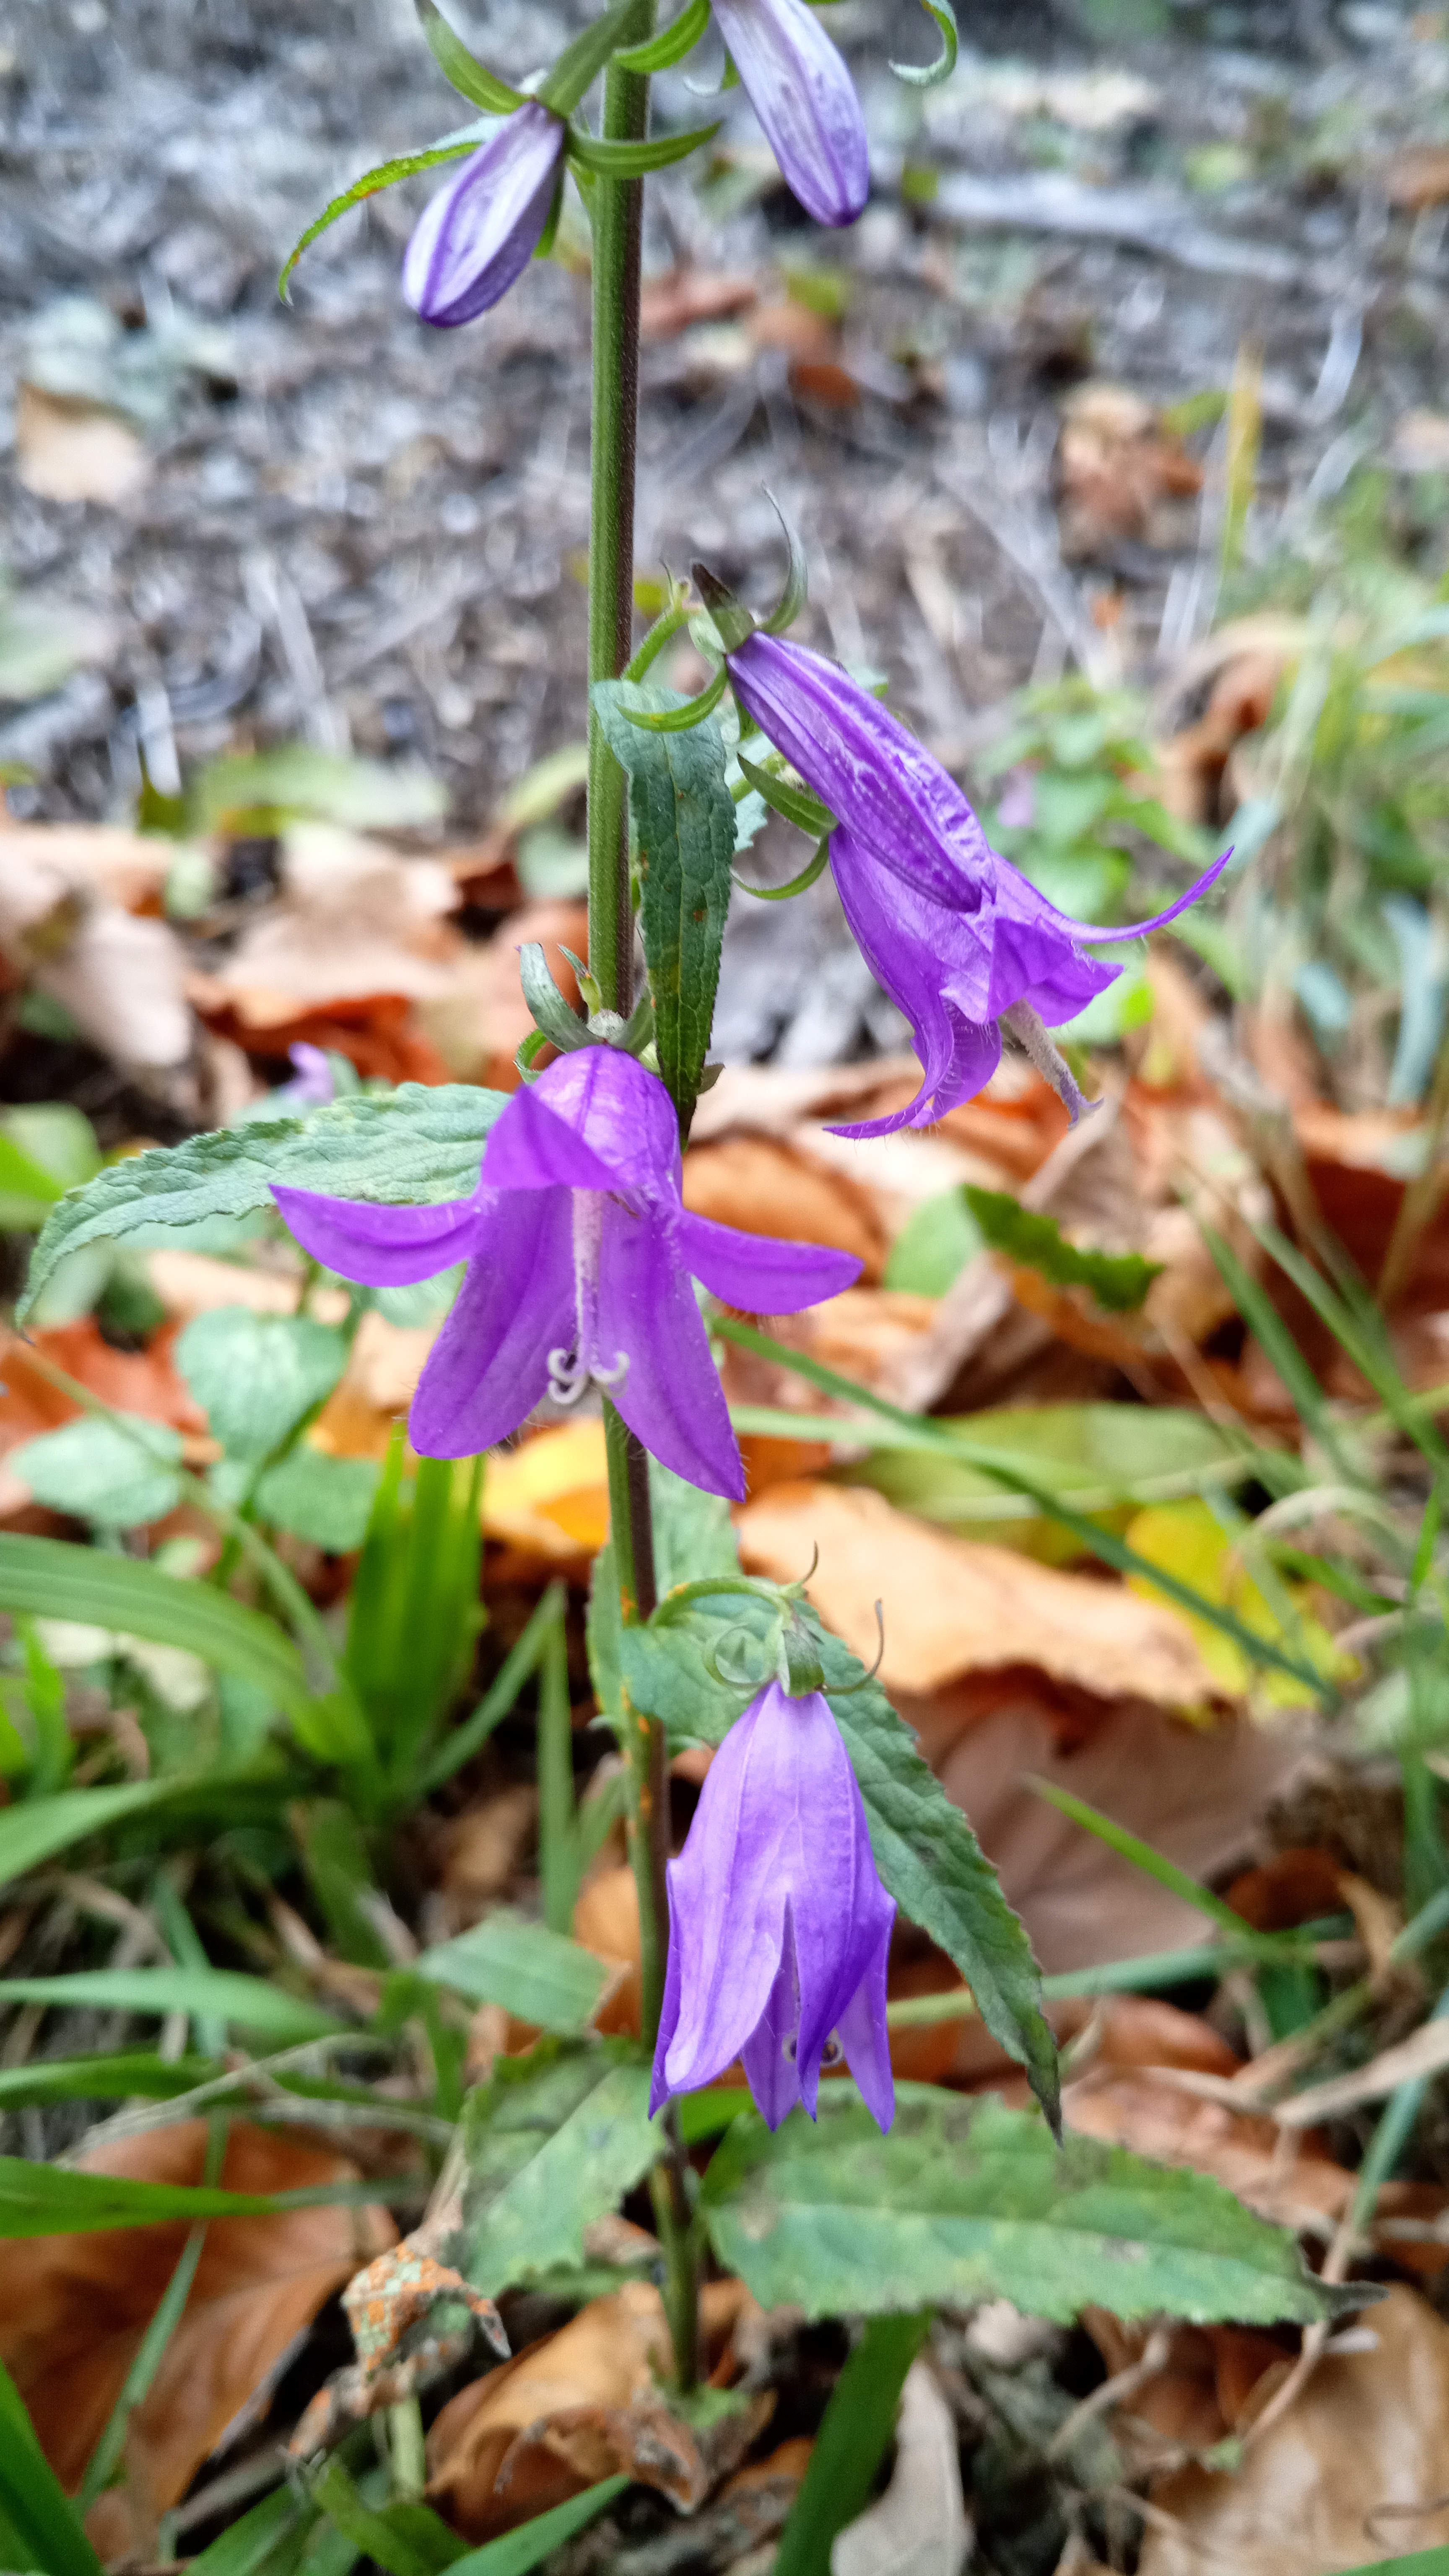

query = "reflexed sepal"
[617,661,727,734]
[735,751,835,838]
[279,143,474,299]
[758,493,810,636]
[539,0,655,113]
[518,943,592,1054]
[691,561,756,655]
[891,0,957,85]
[415,0,525,112]
[733,834,831,903]
[565,121,721,175]
[616,0,712,74]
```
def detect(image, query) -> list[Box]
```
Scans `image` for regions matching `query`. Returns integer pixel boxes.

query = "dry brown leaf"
[683,1135,889,1280]
[640,267,759,338]
[1056,382,1202,561]
[573,1864,644,2038]
[0,840,190,1069]
[737,1480,1222,1713]
[0,1320,208,1512]
[831,2362,971,2576]
[15,383,149,502]
[1385,143,1449,208]
[414,899,589,1087]
[481,1421,610,1559]
[0,2119,395,2562]
[1138,2287,1449,2574]
[427,2280,759,2540]
[1082,2310,1292,2454]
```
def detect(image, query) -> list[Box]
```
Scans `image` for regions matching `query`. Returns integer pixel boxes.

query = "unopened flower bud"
[403,101,566,327]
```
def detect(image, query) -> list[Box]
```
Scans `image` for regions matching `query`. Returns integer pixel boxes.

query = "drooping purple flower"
[402,101,566,327]
[651,1679,895,2131]
[271,1046,858,1499]
[281,1043,335,1109]
[710,0,869,229]
[728,632,1230,1138]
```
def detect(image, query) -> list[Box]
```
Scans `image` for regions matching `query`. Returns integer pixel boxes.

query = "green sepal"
[516,1027,550,1083]
[736,751,835,838]
[566,120,721,175]
[615,0,711,72]
[891,0,958,85]
[758,493,810,636]
[533,171,566,262]
[734,834,831,903]
[540,0,653,111]
[278,141,473,299]
[519,942,592,1052]
[691,559,756,654]
[781,1615,826,1696]
[617,660,727,733]
[416,0,526,112]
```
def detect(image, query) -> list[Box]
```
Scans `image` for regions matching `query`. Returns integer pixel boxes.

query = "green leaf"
[0,1781,189,1889]
[565,121,720,175]
[20,1083,506,1325]
[177,1309,347,1462]
[414,1909,615,2034]
[448,2480,629,2576]
[415,0,524,112]
[0,2359,104,2576]
[8,1414,183,1527]
[255,1446,382,1552]
[701,2086,1370,2325]
[311,2459,466,2576]
[965,1184,1163,1314]
[0,2151,388,2240]
[187,2481,307,2575]
[0,1533,314,1729]
[0,1967,342,2049]
[456,2041,660,2296]
[0,2051,217,2111]
[883,1186,984,1295]
[195,748,447,838]
[847,1400,1246,1542]
[591,682,736,1132]
[891,0,957,84]
[279,144,473,297]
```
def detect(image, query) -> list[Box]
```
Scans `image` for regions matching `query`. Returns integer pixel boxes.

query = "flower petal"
[271,1183,486,1285]
[408,1186,572,1456]
[827,828,1001,1133]
[484,1047,681,1195]
[740,1916,808,2130]
[836,1939,895,2132]
[660,1694,790,2094]
[711,0,869,228]
[402,104,565,327]
[786,1693,895,2112]
[597,1204,744,1500]
[675,1208,860,1312]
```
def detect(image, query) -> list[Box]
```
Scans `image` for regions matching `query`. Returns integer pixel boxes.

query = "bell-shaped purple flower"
[711,0,869,229]
[651,1679,896,2131]
[271,1046,857,1500]
[728,632,1229,1139]
[280,1042,335,1109]
[403,101,566,327]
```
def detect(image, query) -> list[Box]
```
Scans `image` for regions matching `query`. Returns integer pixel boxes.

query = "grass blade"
[0,2358,104,2576]
[773,2312,931,2576]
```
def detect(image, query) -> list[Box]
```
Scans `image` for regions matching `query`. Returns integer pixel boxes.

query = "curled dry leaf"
[831,2361,971,2576]
[426,2280,766,2541]
[1137,2286,1449,2576]
[0,2118,395,2563]
[0,836,190,1070]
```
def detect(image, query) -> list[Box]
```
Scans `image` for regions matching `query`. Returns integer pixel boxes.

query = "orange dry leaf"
[683,1134,889,1280]
[427,2280,765,2541]
[640,267,759,338]
[0,2119,395,2562]
[483,1421,610,1560]
[1138,2287,1449,2575]
[1056,383,1203,561]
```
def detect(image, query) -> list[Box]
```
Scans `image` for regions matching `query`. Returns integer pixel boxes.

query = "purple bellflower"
[710,0,869,229]
[271,1045,858,1500]
[280,1043,336,1109]
[727,632,1230,1139]
[403,101,566,326]
[651,1678,896,2131]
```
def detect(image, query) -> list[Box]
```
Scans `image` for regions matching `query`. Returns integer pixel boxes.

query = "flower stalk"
[583,11,702,2393]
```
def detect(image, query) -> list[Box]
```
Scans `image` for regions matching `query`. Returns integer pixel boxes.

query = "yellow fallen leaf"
[1124,1498,1345,1713]
[483,1420,610,1556]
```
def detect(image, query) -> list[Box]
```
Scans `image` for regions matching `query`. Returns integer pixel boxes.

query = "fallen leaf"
[683,1135,889,1280]
[0,2119,395,2563]
[1138,2287,1449,2574]
[1056,383,1203,561]
[831,2361,971,2576]
[15,382,149,502]
[641,267,759,338]
[573,1864,643,2039]
[426,2280,759,2540]
[737,1480,1223,1714]
[0,1321,208,1515]
[483,1421,611,1559]
[0,841,190,1070]
[439,1784,540,1925]
[1385,143,1449,207]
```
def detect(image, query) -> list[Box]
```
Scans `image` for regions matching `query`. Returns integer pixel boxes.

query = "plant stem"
[584,9,696,2394]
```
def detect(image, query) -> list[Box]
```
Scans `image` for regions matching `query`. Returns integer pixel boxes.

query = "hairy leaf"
[415,1910,615,2034]
[19,1084,507,1325]
[8,1414,183,1528]
[255,1445,382,1552]
[177,1310,347,1462]
[701,2087,1370,2325]
[965,1184,1163,1314]
[591,681,736,1131]
[455,2041,660,2296]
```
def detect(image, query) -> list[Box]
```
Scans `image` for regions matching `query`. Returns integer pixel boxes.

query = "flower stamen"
[547,1192,630,1405]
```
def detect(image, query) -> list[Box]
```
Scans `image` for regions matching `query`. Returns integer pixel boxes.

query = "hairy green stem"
[584,27,696,2386]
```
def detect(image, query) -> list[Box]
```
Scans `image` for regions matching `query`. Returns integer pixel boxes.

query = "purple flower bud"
[651,1679,895,2132]
[728,632,1230,1137]
[281,1042,335,1108]
[403,102,566,327]
[711,0,869,229]
[271,1046,858,1499]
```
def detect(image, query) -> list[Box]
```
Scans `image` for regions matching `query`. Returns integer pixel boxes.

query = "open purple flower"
[710,0,868,229]
[403,101,566,326]
[651,1679,895,2130]
[728,633,1230,1138]
[271,1046,857,1499]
